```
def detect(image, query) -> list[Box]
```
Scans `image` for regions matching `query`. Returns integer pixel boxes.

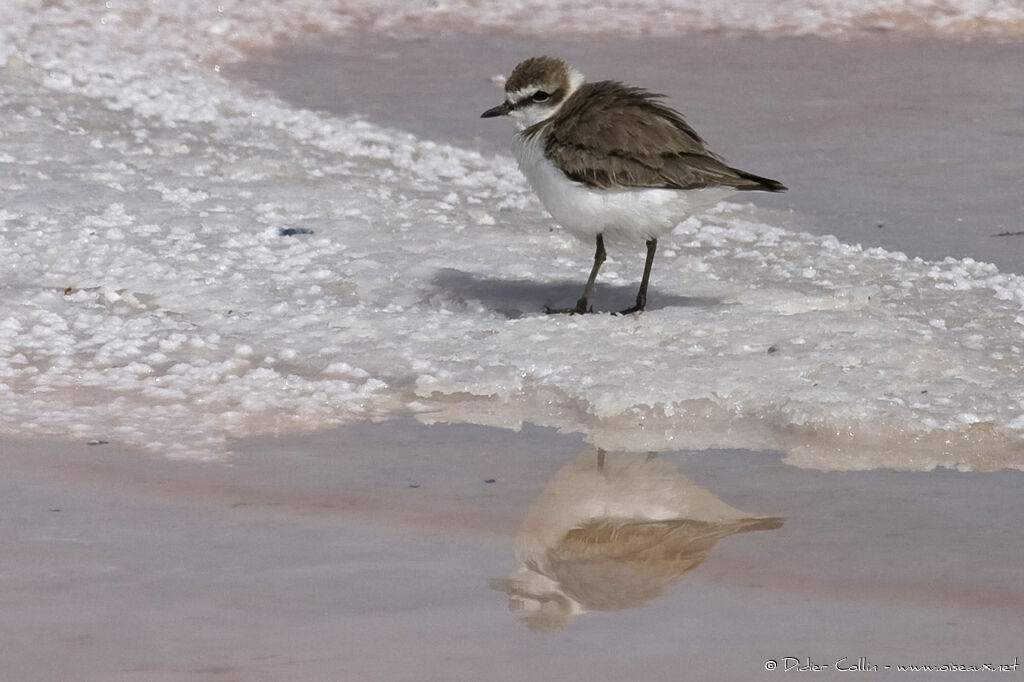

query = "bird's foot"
[616,296,647,316]
[544,298,593,315]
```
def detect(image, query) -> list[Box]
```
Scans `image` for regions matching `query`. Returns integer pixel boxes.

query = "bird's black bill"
[480,101,512,118]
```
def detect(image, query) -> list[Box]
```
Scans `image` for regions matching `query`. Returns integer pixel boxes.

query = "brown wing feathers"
[535,81,786,193]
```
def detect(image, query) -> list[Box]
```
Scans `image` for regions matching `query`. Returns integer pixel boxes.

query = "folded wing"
[537,81,786,193]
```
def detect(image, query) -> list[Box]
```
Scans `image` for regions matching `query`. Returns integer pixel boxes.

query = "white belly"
[514,133,734,242]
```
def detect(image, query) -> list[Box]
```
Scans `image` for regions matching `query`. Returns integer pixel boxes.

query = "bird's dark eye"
[532,91,550,103]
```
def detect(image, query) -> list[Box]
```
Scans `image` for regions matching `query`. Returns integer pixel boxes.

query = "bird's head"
[481,56,585,131]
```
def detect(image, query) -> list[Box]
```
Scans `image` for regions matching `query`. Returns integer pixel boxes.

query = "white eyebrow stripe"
[506,87,537,105]
[505,66,586,105]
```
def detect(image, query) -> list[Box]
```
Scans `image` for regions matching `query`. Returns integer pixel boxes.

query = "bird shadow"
[431,268,723,319]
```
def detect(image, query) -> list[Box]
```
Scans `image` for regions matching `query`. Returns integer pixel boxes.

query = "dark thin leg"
[619,238,657,315]
[597,448,606,471]
[578,234,607,310]
[545,234,606,315]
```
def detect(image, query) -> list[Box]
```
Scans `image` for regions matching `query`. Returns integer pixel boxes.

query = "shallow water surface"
[4,420,1022,681]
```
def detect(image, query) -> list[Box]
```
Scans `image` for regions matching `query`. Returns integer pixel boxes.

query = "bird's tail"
[730,167,787,192]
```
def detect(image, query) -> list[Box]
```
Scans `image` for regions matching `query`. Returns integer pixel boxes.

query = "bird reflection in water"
[491,449,783,630]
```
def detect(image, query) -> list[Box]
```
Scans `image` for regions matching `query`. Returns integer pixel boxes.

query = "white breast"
[514,131,735,243]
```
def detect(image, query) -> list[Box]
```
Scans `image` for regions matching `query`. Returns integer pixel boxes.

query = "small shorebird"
[481,56,786,314]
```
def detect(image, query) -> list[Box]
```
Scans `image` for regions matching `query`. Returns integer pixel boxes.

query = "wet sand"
[4,420,1023,681]
[232,33,1024,273]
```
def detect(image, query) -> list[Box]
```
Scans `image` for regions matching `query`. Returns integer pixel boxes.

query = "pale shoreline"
[4,419,1024,681]
[3,29,1023,461]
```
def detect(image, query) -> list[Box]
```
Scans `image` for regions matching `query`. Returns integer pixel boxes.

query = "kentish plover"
[482,56,786,314]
